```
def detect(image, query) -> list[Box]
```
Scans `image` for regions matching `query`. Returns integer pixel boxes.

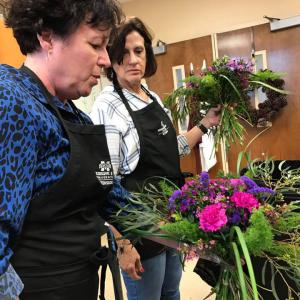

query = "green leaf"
[250,80,290,94]
[230,226,259,300]
[231,241,248,300]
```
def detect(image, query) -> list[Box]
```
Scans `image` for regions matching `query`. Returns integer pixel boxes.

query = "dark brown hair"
[106,17,157,81]
[5,0,124,55]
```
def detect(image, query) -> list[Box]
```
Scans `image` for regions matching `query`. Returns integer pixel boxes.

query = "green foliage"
[164,56,288,150]
[244,209,274,256]
[113,154,300,299]
[111,183,171,236]
[249,69,285,83]
[216,169,236,178]
[237,152,300,203]
[199,74,220,104]
[269,242,300,269]
[160,219,204,243]
[275,211,300,232]
[158,180,176,197]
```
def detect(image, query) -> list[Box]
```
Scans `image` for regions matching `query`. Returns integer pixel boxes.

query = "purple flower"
[168,189,182,210]
[200,172,210,188]
[186,81,195,88]
[170,189,182,200]
[240,176,258,189]
[168,199,176,210]
[229,211,242,224]
[180,200,189,212]
[247,186,275,201]
[248,186,274,195]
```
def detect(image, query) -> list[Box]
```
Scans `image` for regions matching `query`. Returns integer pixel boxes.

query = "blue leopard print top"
[0,64,92,299]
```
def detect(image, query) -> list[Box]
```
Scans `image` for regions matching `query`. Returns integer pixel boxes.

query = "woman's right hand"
[117,240,144,280]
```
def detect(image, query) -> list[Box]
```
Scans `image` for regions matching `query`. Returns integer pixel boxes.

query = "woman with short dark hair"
[91,17,220,300]
[0,1,123,299]
[106,17,157,80]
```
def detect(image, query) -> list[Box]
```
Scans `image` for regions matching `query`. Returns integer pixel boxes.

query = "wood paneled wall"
[147,35,223,177]
[147,36,213,98]
[217,23,300,171]
[147,23,300,176]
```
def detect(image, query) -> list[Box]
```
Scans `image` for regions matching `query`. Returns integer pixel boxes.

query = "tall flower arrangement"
[165,56,289,149]
[113,158,300,300]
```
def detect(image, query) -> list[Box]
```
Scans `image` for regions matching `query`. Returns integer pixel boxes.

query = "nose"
[97,48,111,68]
[128,52,138,65]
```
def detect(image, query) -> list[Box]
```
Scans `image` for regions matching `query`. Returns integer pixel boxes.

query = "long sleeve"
[0,82,38,298]
[0,264,24,300]
[0,65,88,298]
[177,134,191,157]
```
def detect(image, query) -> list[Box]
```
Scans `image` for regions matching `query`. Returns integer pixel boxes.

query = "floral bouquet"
[113,157,300,299]
[164,56,289,149]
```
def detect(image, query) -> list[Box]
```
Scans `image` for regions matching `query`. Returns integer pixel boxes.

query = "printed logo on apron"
[157,121,169,136]
[95,161,113,185]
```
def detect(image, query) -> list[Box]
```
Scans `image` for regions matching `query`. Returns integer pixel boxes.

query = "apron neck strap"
[113,81,157,113]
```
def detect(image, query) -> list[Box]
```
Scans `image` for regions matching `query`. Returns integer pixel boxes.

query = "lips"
[127,69,141,74]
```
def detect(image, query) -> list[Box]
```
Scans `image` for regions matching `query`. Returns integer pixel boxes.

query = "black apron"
[116,86,184,260]
[11,67,115,300]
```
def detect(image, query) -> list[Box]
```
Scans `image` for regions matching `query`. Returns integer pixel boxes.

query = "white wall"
[121,0,300,44]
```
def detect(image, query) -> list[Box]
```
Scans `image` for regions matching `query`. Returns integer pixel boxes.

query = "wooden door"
[217,23,300,172]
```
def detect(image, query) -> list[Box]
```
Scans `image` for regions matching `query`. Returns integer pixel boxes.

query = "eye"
[135,47,144,54]
[90,43,101,50]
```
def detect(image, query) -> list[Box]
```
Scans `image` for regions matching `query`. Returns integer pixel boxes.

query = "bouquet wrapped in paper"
[113,156,300,300]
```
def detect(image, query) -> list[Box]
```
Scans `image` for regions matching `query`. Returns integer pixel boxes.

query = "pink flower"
[230,191,259,212]
[230,179,245,187]
[215,193,226,203]
[197,203,228,232]
[181,180,195,192]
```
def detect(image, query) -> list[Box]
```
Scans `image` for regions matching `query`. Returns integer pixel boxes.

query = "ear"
[37,30,53,52]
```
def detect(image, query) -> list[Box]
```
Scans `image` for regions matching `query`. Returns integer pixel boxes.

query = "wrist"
[117,239,132,255]
[199,117,211,129]
[196,121,208,134]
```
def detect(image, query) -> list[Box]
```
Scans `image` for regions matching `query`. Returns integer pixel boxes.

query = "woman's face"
[48,22,111,100]
[113,30,146,89]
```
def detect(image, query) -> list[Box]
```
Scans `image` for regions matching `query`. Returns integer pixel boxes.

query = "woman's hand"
[108,224,144,280]
[184,105,221,149]
[117,240,144,280]
[201,105,221,128]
